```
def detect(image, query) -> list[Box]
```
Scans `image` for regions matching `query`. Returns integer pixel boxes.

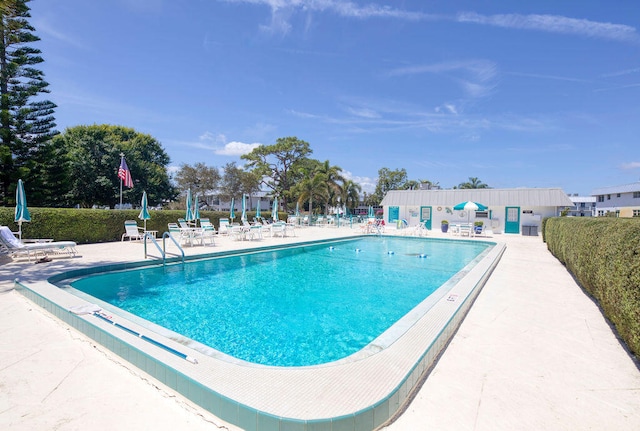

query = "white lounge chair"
[0,226,77,261]
[121,220,144,241]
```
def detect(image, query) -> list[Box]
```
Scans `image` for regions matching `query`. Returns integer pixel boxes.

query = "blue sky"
[30,0,640,195]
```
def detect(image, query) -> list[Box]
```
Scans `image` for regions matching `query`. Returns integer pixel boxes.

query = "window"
[597,195,604,202]
[475,211,489,218]
[634,192,640,199]
[607,194,611,200]
[634,209,640,217]
[617,193,621,198]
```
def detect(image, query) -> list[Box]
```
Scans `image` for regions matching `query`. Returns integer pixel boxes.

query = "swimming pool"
[68,236,491,367]
[21,233,504,431]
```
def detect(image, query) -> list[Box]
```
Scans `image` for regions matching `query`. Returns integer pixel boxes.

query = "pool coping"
[14,235,506,431]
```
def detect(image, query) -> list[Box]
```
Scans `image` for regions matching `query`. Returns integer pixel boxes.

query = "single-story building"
[380,188,574,234]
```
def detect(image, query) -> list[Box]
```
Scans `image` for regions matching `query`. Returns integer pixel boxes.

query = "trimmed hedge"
[544,217,640,359]
[0,207,284,244]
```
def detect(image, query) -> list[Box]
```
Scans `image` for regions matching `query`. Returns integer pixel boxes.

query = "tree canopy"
[241,136,311,209]
[52,124,176,207]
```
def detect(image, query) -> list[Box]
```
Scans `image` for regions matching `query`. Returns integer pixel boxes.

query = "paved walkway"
[1,228,639,430]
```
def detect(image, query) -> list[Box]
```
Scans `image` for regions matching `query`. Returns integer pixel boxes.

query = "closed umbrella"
[453,201,487,223]
[295,202,300,217]
[241,194,247,223]
[272,197,279,221]
[14,179,30,240]
[368,205,374,218]
[185,189,195,222]
[138,190,151,231]
[229,198,235,221]
[255,199,261,220]
[193,194,200,225]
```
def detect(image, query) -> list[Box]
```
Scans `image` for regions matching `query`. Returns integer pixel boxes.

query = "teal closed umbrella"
[229,198,235,221]
[193,194,200,225]
[368,205,374,218]
[241,194,247,223]
[14,179,30,240]
[138,190,151,231]
[272,197,279,221]
[295,202,300,217]
[185,189,195,222]
[255,199,261,220]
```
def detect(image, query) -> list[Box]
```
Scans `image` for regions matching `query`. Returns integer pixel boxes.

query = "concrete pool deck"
[1,225,639,430]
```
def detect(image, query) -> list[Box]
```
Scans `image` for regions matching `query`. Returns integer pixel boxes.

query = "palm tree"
[341,180,361,213]
[458,177,489,189]
[317,160,345,215]
[296,172,328,218]
[403,180,420,190]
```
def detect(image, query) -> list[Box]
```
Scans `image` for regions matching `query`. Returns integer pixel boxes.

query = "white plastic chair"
[122,220,144,241]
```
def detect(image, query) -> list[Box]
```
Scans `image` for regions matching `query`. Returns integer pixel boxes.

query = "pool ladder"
[143,232,185,265]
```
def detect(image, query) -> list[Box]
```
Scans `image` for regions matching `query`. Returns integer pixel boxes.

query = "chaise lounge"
[0,226,78,261]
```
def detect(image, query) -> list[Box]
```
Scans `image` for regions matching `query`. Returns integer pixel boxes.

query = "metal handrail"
[143,232,164,261]
[143,232,185,265]
[162,231,185,264]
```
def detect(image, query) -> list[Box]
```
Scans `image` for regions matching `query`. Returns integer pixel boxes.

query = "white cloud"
[223,0,437,34]
[223,2,639,44]
[456,12,640,43]
[342,170,376,194]
[215,141,262,156]
[346,106,381,119]
[621,161,640,169]
[435,104,458,115]
[387,60,497,99]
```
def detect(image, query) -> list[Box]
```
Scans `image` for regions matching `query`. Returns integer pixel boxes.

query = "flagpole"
[119,152,124,209]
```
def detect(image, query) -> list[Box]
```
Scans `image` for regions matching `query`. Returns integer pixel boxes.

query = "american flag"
[118,158,134,188]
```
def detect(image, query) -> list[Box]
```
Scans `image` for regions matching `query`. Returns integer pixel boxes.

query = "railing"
[143,231,185,265]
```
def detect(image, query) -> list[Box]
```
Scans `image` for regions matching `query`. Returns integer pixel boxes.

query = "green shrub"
[0,207,281,244]
[544,217,640,360]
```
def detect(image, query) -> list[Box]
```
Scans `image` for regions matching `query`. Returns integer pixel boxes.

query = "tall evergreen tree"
[0,0,57,205]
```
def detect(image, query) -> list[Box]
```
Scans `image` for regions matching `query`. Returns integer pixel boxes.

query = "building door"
[388,206,399,224]
[505,206,520,234]
[420,206,432,230]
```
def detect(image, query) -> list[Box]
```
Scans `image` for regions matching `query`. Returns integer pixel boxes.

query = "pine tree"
[0,0,58,205]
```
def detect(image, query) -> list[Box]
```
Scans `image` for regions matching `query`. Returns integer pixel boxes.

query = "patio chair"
[459,223,472,237]
[121,220,145,242]
[0,226,77,261]
[229,224,245,241]
[200,219,216,246]
[218,218,230,236]
[271,222,286,238]
[168,222,193,246]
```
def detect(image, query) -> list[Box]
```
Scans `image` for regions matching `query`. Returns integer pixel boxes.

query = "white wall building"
[380,188,574,234]
[591,182,640,217]
[567,195,597,217]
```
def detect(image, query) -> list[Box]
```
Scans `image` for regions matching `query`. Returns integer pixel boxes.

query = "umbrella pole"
[18,221,22,240]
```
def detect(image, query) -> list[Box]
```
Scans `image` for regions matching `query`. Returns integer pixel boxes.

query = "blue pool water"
[70,237,491,366]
